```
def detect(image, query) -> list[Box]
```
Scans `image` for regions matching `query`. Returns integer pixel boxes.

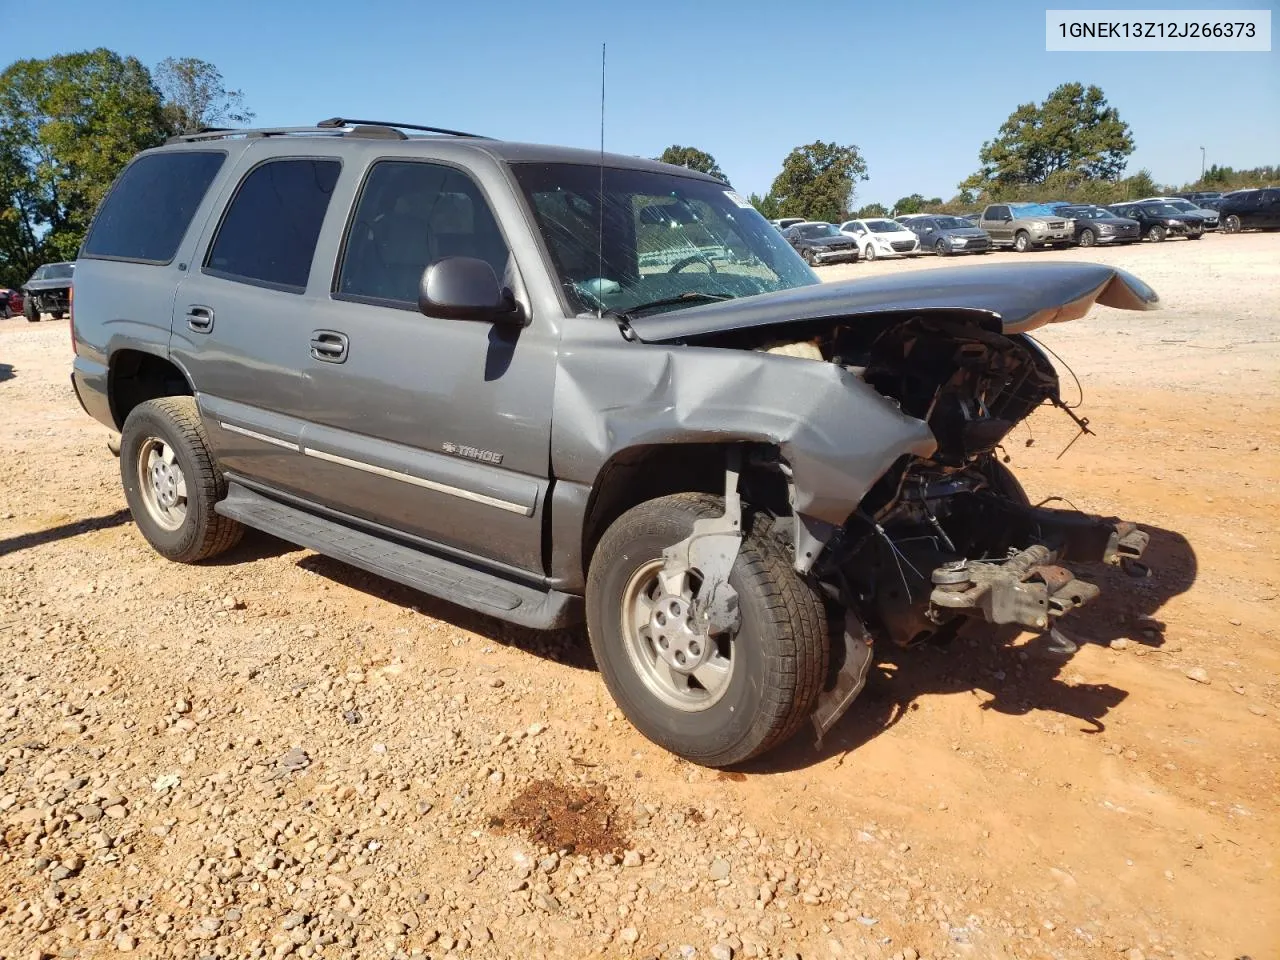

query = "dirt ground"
[1,232,1277,960]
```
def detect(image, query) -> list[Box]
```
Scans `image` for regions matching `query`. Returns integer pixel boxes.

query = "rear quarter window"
[80,151,226,264]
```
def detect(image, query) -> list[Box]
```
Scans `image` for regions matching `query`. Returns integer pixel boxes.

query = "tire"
[934,238,949,257]
[1147,224,1167,242]
[51,311,64,320]
[1013,230,1032,253]
[864,243,876,261]
[119,396,243,563]
[802,248,816,266]
[1187,232,1202,240]
[586,494,829,768]
[1223,214,1241,234]
[1078,228,1096,247]
[24,299,39,322]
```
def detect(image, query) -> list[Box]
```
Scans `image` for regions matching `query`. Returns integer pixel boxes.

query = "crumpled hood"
[627,261,1158,341]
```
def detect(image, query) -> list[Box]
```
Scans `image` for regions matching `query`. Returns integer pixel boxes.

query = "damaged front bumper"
[929,518,1148,632]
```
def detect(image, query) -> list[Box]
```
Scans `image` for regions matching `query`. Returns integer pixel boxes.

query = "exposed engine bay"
[717,312,1150,738]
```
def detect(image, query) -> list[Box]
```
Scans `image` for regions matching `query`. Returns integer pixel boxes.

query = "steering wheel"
[668,253,718,274]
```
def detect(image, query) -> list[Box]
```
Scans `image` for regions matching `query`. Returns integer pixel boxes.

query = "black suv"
[70,118,1157,767]
[1217,188,1280,232]
[1107,201,1205,241]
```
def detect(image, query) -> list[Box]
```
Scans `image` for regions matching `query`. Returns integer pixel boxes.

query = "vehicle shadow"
[0,363,14,384]
[0,509,132,557]
[294,553,597,672]
[745,521,1196,774]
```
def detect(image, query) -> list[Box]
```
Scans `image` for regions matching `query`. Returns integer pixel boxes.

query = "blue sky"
[7,0,1277,206]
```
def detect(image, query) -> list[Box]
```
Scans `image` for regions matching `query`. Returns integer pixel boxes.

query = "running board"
[215,483,581,630]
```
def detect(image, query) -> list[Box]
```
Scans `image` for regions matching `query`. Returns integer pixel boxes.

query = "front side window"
[337,160,509,305]
[511,163,815,316]
[81,151,225,263]
[205,158,341,292]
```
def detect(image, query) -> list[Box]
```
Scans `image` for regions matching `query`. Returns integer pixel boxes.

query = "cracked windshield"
[511,163,816,316]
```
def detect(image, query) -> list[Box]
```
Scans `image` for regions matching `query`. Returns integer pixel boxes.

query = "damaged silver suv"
[71,119,1156,767]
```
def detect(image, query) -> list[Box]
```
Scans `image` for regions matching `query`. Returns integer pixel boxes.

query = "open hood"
[627,262,1158,343]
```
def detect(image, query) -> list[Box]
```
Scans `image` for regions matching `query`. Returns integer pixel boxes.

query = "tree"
[156,57,254,133]
[0,49,169,284]
[854,202,888,218]
[768,141,869,223]
[892,193,943,215]
[748,191,781,220]
[962,83,1134,192]
[656,145,725,181]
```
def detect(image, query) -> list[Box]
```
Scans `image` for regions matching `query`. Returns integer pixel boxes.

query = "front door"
[296,158,557,575]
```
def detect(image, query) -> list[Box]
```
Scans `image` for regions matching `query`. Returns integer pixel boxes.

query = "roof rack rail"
[316,117,490,139]
[164,118,491,145]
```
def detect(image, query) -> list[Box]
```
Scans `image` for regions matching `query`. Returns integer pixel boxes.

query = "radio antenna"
[596,42,606,319]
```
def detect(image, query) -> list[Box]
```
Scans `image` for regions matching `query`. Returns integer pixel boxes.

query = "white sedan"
[839,218,921,260]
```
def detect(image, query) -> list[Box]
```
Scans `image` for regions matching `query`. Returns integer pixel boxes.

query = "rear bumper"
[71,356,115,431]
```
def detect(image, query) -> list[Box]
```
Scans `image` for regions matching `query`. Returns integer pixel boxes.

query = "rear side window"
[205,158,341,293]
[336,160,509,305]
[81,151,225,264]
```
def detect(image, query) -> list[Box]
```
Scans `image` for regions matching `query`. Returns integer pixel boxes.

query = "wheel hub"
[150,458,183,508]
[648,588,713,674]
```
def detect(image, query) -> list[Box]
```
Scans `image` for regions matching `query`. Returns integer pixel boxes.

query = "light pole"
[1200,146,1206,182]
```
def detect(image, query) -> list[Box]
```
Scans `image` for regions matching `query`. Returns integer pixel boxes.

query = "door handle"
[186,305,214,333]
[310,330,349,363]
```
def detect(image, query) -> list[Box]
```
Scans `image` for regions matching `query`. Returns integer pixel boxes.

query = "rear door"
[297,157,557,575]
[983,205,1012,242]
[169,146,347,500]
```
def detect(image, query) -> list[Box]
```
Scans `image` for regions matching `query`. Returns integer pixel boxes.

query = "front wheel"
[1223,214,1241,233]
[934,238,949,256]
[1078,228,1096,247]
[120,397,243,563]
[586,494,829,768]
[1147,224,1167,242]
[1187,232,1202,240]
[864,243,876,261]
[24,299,39,322]
[801,248,816,266]
[1013,230,1032,253]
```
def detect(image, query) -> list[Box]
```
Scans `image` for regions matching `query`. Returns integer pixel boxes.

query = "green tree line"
[0,49,251,288]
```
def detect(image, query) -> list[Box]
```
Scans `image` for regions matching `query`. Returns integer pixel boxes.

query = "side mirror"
[418,257,523,324]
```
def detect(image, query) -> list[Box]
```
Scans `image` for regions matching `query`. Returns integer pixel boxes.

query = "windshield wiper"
[612,291,733,320]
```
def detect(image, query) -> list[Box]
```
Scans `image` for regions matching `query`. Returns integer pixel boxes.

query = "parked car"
[782,221,860,265]
[978,203,1073,252]
[0,287,23,319]
[838,218,919,260]
[1139,196,1220,230]
[70,118,1155,768]
[1216,188,1280,232]
[770,217,806,231]
[21,261,75,321]
[1107,201,1205,241]
[1175,191,1222,204]
[897,215,992,255]
[1048,205,1141,246]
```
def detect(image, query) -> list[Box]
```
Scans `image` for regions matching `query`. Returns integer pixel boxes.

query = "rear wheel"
[1147,224,1167,242]
[1078,228,1096,247]
[120,397,243,563]
[1187,232,1202,240]
[1013,230,1032,253]
[586,494,828,768]
[51,311,64,320]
